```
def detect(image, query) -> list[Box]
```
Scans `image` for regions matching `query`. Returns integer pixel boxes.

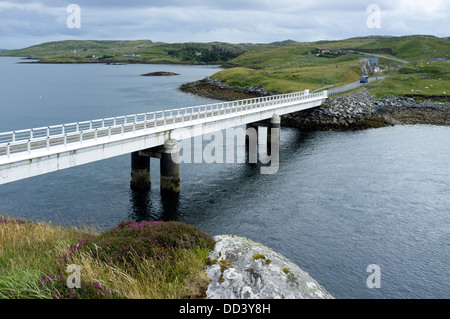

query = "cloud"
[0,0,448,49]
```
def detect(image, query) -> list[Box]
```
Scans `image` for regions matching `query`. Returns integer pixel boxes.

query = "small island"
[140,71,179,76]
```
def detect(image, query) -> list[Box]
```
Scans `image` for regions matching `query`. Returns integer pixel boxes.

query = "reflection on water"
[160,194,181,221]
[129,189,153,221]
[129,188,181,222]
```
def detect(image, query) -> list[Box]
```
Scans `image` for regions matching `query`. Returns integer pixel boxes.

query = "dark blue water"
[1,57,449,299]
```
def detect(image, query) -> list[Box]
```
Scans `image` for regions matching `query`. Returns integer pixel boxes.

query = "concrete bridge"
[0,90,327,194]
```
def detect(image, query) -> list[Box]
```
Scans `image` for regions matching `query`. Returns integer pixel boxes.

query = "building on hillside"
[329,49,342,54]
[123,52,142,58]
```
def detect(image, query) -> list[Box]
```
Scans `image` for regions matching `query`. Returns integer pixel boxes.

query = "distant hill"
[268,40,299,46]
[311,35,449,61]
[1,35,447,65]
[0,39,253,64]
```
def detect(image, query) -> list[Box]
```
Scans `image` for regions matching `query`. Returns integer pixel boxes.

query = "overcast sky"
[0,0,448,49]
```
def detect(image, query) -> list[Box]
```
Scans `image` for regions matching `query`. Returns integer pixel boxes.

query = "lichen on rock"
[204,235,334,299]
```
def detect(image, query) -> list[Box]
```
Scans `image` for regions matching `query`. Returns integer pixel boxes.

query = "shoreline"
[1,56,227,67]
[179,78,450,130]
[179,77,272,101]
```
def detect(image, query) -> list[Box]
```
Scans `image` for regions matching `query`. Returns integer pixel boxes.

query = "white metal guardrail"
[0,90,327,161]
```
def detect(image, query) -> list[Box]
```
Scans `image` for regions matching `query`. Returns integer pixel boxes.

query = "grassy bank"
[366,61,449,99]
[0,217,215,299]
[211,60,361,94]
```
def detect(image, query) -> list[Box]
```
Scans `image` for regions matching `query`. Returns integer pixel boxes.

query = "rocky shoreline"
[180,78,450,130]
[284,89,449,131]
[179,77,273,101]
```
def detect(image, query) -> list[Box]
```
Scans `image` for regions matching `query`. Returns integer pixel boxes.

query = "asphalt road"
[326,76,387,95]
[358,52,409,64]
[313,52,408,96]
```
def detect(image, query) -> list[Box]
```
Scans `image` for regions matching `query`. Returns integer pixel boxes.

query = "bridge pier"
[160,139,181,196]
[267,114,281,154]
[130,139,180,195]
[245,114,280,154]
[130,151,151,191]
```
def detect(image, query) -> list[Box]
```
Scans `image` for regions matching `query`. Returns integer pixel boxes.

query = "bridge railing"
[0,90,327,159]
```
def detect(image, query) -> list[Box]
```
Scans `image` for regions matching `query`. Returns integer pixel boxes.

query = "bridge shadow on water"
[127,128,319,223]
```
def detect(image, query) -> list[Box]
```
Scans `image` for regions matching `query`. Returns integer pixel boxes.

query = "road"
[326,76,387,95]
[358,51,409,64]
[312,51,407,96]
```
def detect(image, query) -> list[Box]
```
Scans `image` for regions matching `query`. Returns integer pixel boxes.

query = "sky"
[0,0,448,49]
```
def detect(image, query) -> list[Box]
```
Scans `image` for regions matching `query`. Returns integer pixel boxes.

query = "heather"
[82,220,215,271]
[0,216,216,299]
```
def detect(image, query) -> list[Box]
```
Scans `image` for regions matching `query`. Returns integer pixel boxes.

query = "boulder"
[205,235,334,299]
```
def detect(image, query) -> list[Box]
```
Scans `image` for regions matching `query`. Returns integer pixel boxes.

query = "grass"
[0,217,216,299]
[366,61,449,99]
[0,216,92,298]
[211,59,362,94]
[310,35,449,61]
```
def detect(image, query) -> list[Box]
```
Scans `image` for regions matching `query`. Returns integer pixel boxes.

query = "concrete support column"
[245,123,258,163]
[267,114,281,153]
[130,151,150,191]
[245,123,257,141]
[160,139,180,195]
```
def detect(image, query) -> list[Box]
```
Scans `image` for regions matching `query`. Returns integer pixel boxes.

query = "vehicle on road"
[360,76,368,83]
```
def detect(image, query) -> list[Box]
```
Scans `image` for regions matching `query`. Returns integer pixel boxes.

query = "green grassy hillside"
[310,35,449,60]
[211,35,449,98]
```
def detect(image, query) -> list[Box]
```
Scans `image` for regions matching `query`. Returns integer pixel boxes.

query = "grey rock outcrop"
[205,235,334,299]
